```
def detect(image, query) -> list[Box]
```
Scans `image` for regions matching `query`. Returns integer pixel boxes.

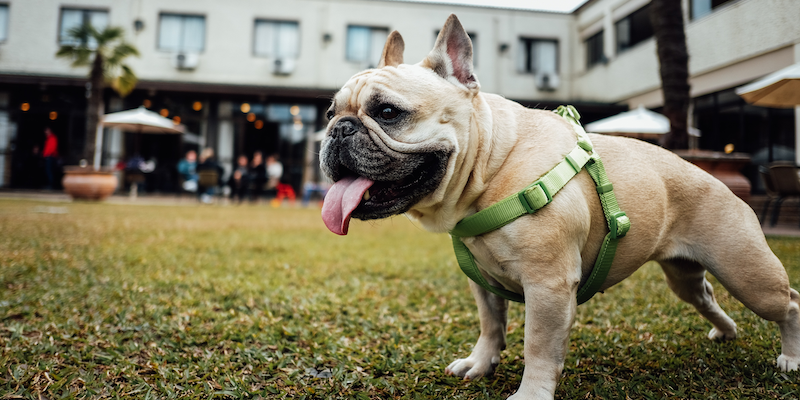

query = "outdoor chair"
[125,171,146,198]
[198,170,218,188]
[759,165,779,225]
[197,170,220,202]
[766,163,800,227]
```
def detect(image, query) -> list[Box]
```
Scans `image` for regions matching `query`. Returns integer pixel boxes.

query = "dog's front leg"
[446,279,509,380]
[508,278,577,400]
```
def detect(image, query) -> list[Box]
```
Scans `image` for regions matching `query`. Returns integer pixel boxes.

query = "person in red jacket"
[43,127,59,189]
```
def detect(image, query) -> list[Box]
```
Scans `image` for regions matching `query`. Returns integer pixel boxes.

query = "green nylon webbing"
[449,105,631,305]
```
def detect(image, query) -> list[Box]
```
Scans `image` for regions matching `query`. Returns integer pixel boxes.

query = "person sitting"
[42,127,59,190]
[267,154,296,206]
[196,148,223,204]
[177,150,198,193]
[228,154,250,204]
[249,151,267,202]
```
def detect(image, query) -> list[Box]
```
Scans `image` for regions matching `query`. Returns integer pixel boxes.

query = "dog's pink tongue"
[322,176,374,235]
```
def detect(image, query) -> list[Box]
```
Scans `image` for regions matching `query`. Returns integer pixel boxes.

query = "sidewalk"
[0,189,311,207]
[1,190,799,237]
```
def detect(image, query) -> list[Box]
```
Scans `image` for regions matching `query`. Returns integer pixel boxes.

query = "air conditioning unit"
[273,58,296,75]
[535,72,560,91]
[173,52,199,70]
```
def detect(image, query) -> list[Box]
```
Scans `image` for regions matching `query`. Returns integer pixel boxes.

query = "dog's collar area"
[449,105,630,305]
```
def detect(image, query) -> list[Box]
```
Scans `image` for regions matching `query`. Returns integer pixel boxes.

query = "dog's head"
[321,15,480,235]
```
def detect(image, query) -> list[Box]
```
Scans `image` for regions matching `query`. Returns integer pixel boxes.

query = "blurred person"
[228,154,250,203]
[196,147,223,204]
[42,127,59,189]
[177,149,198,193]
[266,154,283,190]
[125,154,149,194]
[267,154,295,206]
[249,151,267,202]
[302,179,330,207]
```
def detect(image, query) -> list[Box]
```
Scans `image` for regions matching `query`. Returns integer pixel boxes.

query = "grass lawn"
[2,199,800,399]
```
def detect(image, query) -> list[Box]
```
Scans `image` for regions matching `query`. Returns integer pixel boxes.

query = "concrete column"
[603,6,615,61]
[795,106,799,166]
[199,101,209,150]
[105,97,124,168]
[0,92,8,187]
[0,113,8,187]
[217,100,234,181]
[795,43,800,166]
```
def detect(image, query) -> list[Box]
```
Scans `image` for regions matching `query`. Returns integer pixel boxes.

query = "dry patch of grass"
[1,199,800,399]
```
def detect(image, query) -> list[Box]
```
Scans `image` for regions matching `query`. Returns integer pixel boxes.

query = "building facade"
[0,0,796,193]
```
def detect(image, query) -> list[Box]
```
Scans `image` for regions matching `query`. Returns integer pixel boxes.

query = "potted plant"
[56,24,139,200]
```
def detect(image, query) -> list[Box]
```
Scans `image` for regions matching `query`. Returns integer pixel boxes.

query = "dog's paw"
[445,357,498,380]
[778,354,800,372]
[708,326,737,341]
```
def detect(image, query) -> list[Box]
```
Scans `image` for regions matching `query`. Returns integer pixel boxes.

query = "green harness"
[449,105,631,305]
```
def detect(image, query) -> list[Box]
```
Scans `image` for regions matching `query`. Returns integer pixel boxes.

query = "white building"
[0,0,796,192]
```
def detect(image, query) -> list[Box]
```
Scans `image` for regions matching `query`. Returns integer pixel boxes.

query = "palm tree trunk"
[85,53,105,164]
[650,0,690,150]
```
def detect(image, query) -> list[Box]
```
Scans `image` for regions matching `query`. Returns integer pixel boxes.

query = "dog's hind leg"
[689,237,800,371]
[776,289,800,371]
[445,279,508,380]
[659,259,738,340]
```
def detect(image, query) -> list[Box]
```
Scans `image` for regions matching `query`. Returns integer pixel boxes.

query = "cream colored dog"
[320,14,800,399]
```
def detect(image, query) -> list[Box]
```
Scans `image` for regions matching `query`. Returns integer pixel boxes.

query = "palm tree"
[650,0,690,150]
[56,24,139,165]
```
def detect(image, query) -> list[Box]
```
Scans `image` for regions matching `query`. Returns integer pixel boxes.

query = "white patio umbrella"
[95,106,185,168]
[736,63,800,108]
[585,105,670,140]
[102,106,185,134]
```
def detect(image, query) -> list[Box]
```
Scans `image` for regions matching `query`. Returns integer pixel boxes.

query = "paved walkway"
[2,189,799,237]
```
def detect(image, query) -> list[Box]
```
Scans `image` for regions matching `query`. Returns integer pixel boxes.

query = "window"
[254,20,299,59]
[158,14,205,53]
[346,25,388,67]
[59,8,108,46]
[517,38,558,75]
[435,30,478,67]
[0,4,8,43]
[585,30,605,69]
[615,3,653,54]
[691,0,735,19]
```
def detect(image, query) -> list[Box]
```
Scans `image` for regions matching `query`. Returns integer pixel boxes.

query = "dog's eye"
[326,109,335,121]
[379,106,400,120]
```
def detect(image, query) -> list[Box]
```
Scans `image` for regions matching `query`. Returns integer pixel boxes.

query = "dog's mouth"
[321,152,446,235]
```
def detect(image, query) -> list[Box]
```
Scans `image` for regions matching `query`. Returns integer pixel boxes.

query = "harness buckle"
[519,181,552,214]
[608,211,630,239]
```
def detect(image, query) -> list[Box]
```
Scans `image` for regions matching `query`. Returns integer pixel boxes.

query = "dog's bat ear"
[378,31,404,68]
[423,14,478,90]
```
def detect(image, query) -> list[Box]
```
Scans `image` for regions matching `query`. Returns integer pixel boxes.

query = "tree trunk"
[650,0,691,150]
[85,53,105,164]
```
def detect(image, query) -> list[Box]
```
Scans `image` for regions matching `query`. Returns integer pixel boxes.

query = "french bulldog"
[319,14,800,399]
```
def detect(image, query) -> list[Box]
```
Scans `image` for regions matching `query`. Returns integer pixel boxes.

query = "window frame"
[517,37,559,75]
[345,25,389,67]
[252,19,301,59]
[585,30,605,69]
[157,12,207,53]
[0,3,8,43]
[690,0,737,20]
[614,3,654,54]
[58,7,109,46]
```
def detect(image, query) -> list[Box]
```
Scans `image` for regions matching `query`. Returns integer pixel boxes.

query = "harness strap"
[449,105,630,305]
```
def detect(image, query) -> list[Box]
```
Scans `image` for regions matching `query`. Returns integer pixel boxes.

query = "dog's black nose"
[331,117,361,138]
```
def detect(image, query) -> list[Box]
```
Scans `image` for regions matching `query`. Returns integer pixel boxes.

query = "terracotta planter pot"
[62,166,118,201]
[674,149,752,202]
